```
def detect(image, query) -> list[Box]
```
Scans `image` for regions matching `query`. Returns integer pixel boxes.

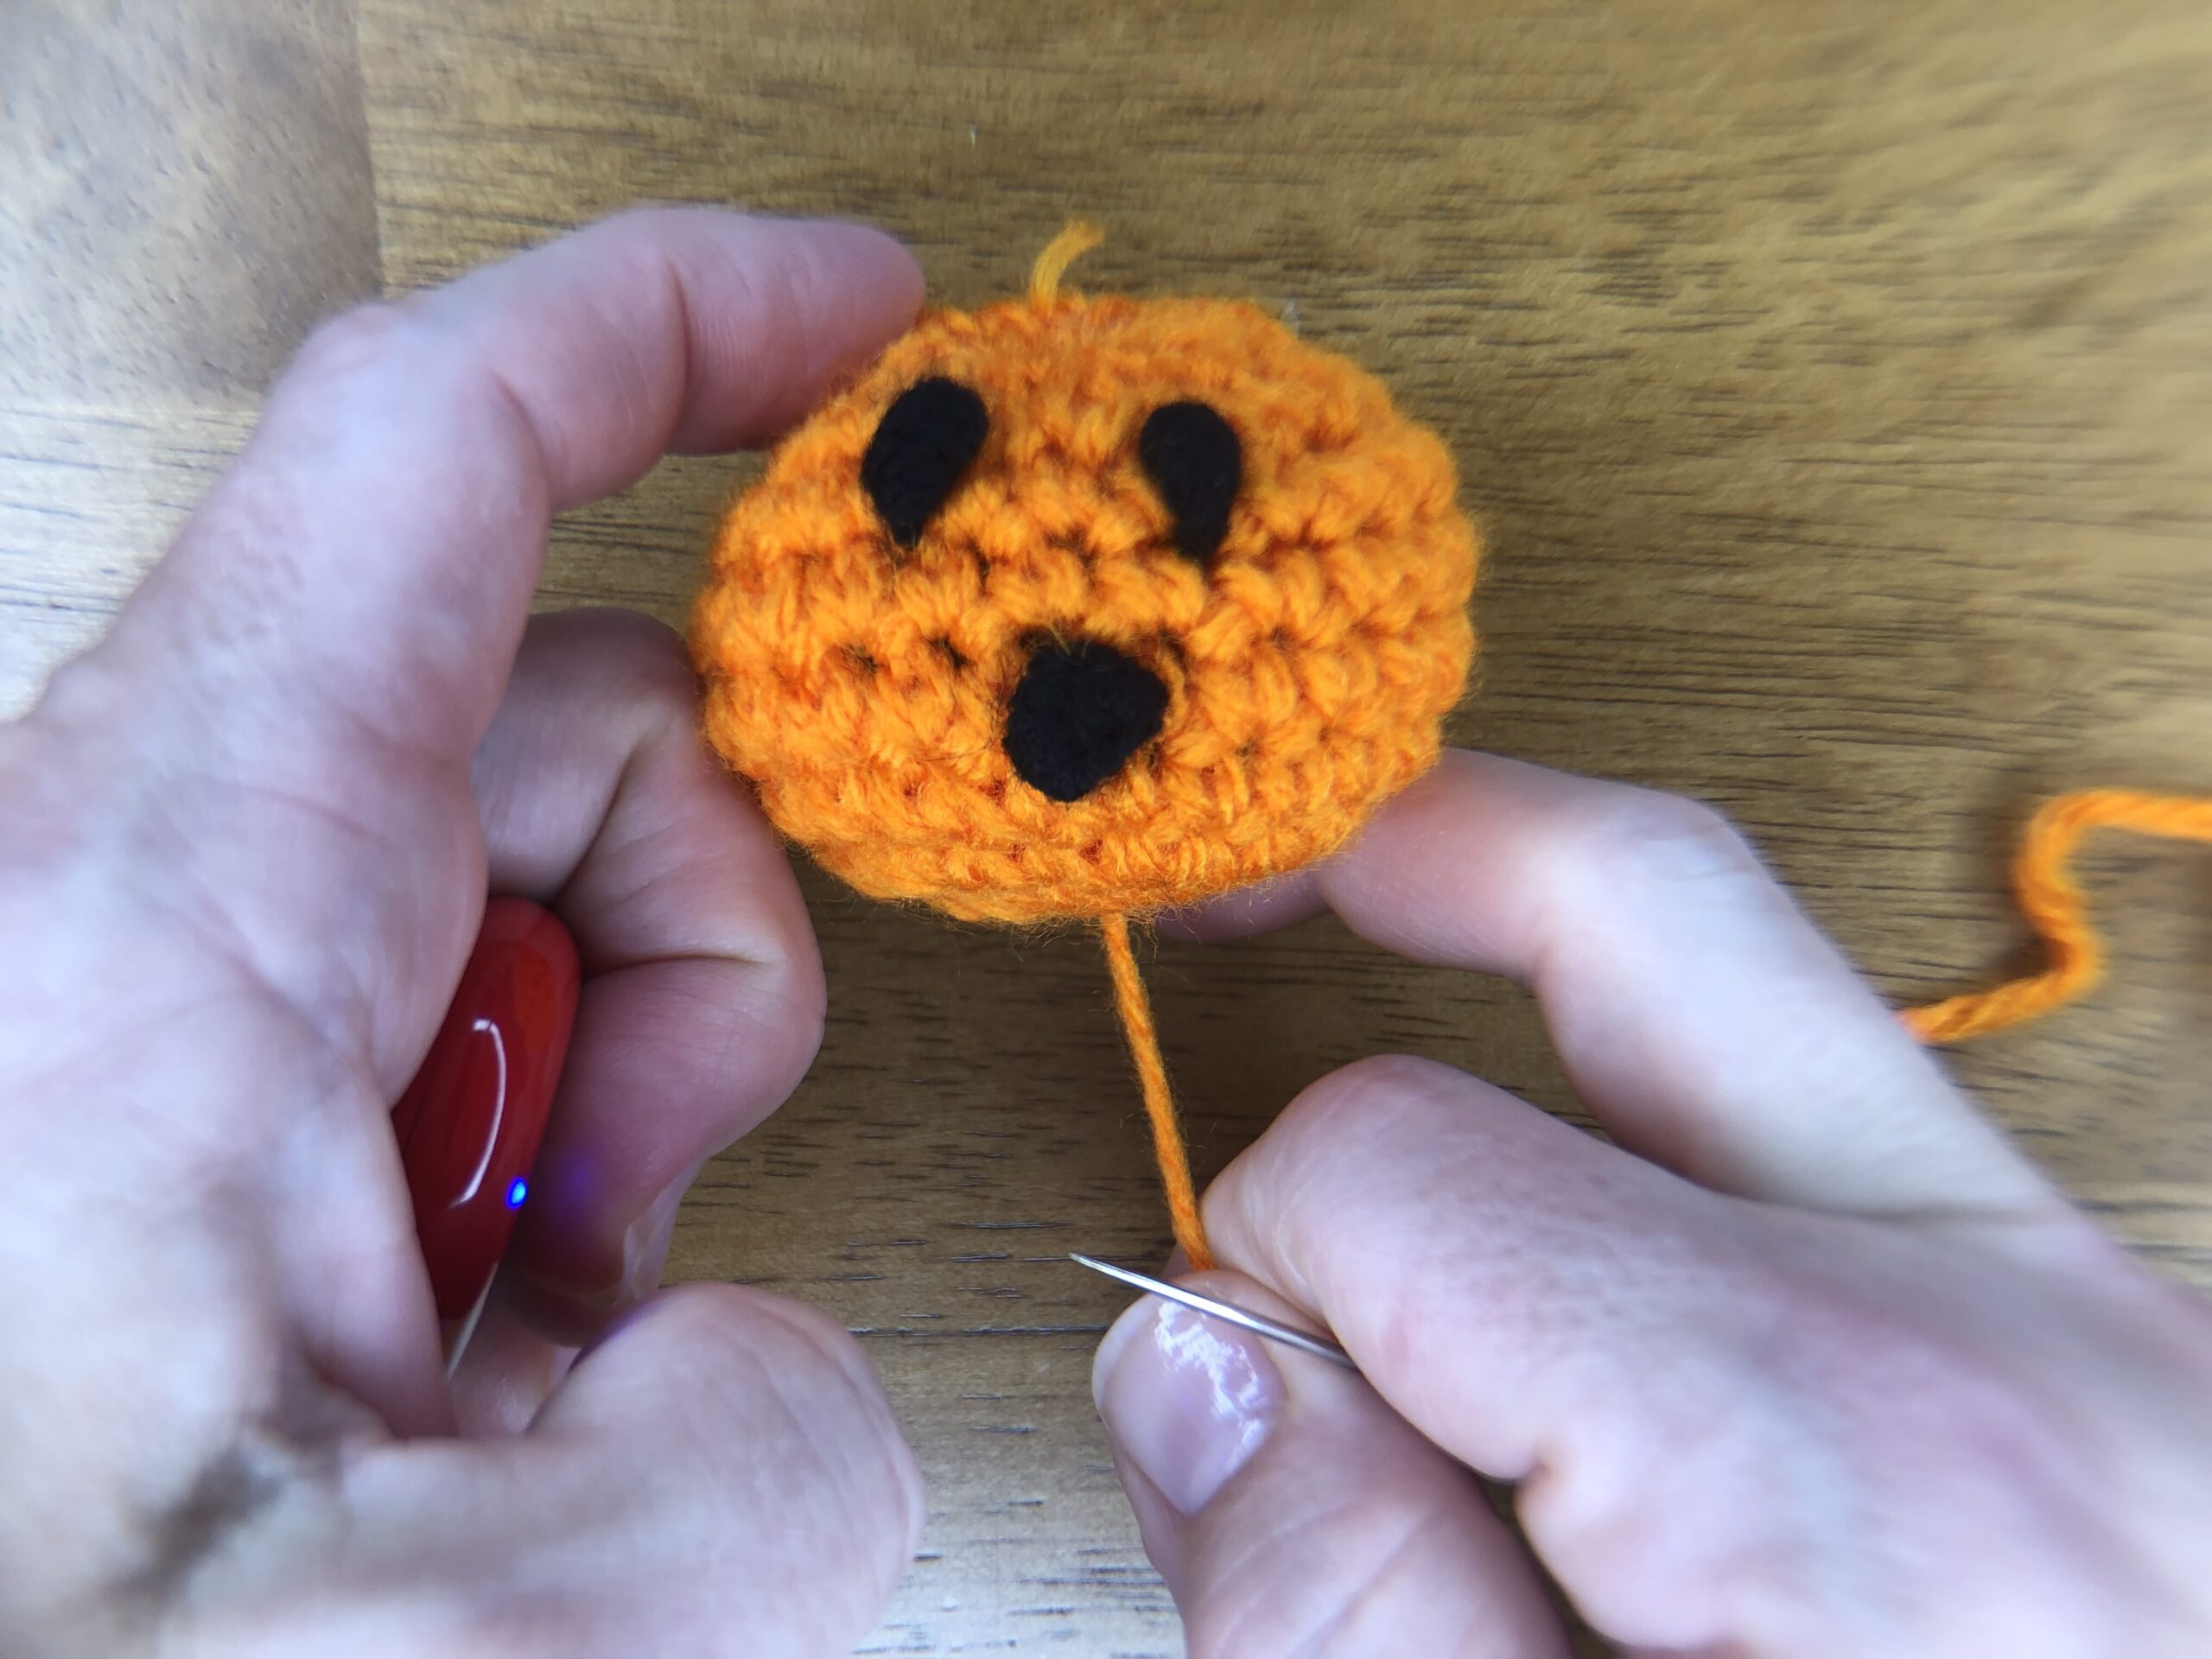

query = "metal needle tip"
[1070,1253,1358,1371]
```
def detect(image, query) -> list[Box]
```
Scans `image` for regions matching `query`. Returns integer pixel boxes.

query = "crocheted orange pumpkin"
[692,226,1478,927]
[691,225,1480,1265]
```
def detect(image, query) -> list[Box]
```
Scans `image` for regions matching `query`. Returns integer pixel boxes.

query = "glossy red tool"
[391,897,580,1353]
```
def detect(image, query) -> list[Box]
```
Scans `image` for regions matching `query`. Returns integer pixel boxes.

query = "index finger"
[1196,751,2056,1220]
[1196,1055,2104,1654]
[30,210,919,1089]
[69,207,921,776]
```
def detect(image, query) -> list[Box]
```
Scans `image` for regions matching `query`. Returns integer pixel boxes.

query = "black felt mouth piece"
[1003,639,1170,803]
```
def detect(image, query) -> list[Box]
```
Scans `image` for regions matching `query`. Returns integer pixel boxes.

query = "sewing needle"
[1070,1253,1359,1372]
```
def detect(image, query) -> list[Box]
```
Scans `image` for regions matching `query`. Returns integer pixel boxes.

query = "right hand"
[1093,748,2212,1658]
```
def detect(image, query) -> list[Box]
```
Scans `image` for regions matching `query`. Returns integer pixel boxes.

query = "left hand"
[0,209,926,1656]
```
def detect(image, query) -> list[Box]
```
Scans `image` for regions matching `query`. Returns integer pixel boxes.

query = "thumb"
[1091,1270,1567,1659]
[178,1284,923,1657]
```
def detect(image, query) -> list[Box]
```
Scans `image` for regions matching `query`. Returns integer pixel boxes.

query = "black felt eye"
[861,377,989,549]
[1137,400,1243,565]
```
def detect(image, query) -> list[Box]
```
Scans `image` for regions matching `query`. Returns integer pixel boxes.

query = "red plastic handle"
[391,898,579,1326]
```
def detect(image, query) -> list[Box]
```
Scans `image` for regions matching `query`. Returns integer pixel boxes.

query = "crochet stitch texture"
[692,233,1478,925]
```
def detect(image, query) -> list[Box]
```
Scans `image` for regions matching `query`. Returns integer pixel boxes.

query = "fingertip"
[405,206,931,501]
[1202,1051,1482,1288]
[1155,868,1326,942]
[789,216,929,321]
[563,1281,927,1567]
[448,1275,580,1438]
[354,1281,924,1654]
[659,211,926,454]
[1092,1266,1572,1659]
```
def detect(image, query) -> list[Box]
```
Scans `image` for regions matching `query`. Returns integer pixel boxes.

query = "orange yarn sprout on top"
[692,225,1478,927]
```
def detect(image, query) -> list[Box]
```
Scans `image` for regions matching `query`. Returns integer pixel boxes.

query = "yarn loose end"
[1904,789,2212,1044]
[1100,913,1213,1270]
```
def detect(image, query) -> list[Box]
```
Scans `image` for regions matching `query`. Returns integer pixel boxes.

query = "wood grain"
[1,0,378,710]
[5,3,2210,1652]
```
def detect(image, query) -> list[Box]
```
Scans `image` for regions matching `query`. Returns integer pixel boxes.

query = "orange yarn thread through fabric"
[1904,789,2212,1045]
[1100,915,1212,1269]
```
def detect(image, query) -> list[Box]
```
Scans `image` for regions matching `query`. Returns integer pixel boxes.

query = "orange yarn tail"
[1100,914,1213,1269]
[1029,219,1103,304]
[1904,789,2212,1045]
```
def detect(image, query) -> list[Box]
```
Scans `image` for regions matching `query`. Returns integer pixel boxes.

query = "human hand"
[0,210,926,1656]
[1094,749,2212,1657]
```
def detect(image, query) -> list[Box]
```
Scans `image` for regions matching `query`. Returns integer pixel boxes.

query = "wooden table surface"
[7,4,2210,1652]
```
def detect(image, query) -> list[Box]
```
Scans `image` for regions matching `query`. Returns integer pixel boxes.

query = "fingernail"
[619,1163,698,1300]
[1093,1294,1283,1514]
[524,1159,701,1326]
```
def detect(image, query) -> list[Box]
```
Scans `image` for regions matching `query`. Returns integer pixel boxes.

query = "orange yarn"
[1027,219,1103,304]
[1100,914,1212,1269]
[693,232,1478,925]
[690,225,1478,1265]
[1905,789,2212,1044]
